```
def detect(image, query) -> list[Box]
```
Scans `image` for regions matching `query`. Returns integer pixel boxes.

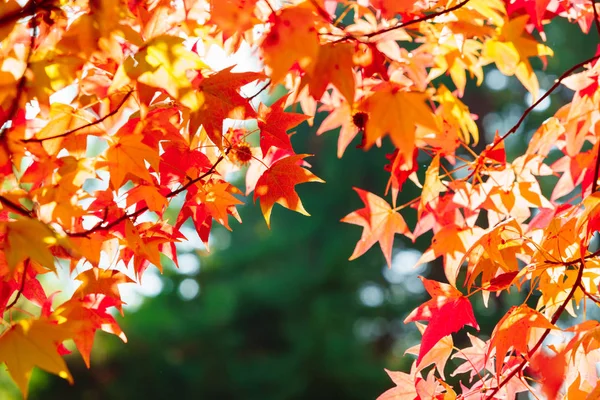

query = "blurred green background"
[0,18,596,400]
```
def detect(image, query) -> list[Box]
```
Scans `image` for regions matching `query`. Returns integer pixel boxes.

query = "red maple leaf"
[404,277,479,365]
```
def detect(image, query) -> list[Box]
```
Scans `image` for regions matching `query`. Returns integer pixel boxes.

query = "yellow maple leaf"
[112,35,207,100]
[483,15,553,98]
[435,85,479,145]
[4,217,60,272]
[0,318,73,398]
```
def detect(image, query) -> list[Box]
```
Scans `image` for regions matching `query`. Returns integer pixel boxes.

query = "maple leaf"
[487,305,558,375]
[483,15,553,97]
[316,99,361,158]
[506,0,554,34]
[417,226,484,287]
[359,82,440,161]
[451,332,491,382]
[260,5,320,84]
[187,179,244,231]
[377,368,418,400]
[341,188,412,267]
[189,67,263,147]
[159,141,212,185]
[419,155,447,219]
[54,295,127,368]
[73,269,134,313]
[384,148,419,205]
[404,277,479,366]
[258,96,309,156]
[4,217,61,272]
[371,0,418,19]
[254,154,324,228]
[209,0,258,38]
[105,134,161,189]
[112,35,207,99]
[125,184,168,215]
[406,322,453,380]
[0,318,73,398]
[300,42,356,104]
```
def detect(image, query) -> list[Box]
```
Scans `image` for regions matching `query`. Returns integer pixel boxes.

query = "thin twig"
[0,195,33,217]
[332,0,472,43]
[578,281,600,306]
[491,54,600,150]
[593,143,600,193]
[592,0,600,39]
[0,0,45,26]
[69,149,231,237]
[247,80,271,101]
[22,89,134,143]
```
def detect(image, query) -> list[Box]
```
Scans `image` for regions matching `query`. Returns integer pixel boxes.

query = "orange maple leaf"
[487,305,557,375]
[54,295,127,368]
[300,42,356,104]
[189,67,263,148]
[341,188,412,267]
[208,0,258,38]
[260,5,320,84]
[105,134,160,189]
[73,269,134,313]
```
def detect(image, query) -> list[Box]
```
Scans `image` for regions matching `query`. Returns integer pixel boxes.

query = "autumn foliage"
[1,0,600,398]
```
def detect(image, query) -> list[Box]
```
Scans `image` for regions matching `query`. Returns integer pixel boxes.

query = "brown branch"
[593,0,600,39]
[0,0,38,140]
[4,260,30,312]
[0,0,40,27]
[578,281,600,306]
[248,80,271,101]
[593,142,600,193]
[308,0,343,27]
[485,260,586,399]
[69,149,231,238]
[22,90,134,143]
[0,195,33,217]
[490,54,600,151]
[331,0,472,43]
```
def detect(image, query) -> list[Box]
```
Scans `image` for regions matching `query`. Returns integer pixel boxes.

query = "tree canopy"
[1,0,600,398]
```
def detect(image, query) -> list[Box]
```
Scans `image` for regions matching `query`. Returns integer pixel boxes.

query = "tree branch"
[0,0,41,27]
[22,89,134,143]
[331,0,472,43]
[592,0,600,39]
[485,260,586,398]
[490,54,600,150]
[0,195,33,217]
[69,149,231,238]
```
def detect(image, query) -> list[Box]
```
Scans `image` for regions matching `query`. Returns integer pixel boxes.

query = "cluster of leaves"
[1,0,600,398]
